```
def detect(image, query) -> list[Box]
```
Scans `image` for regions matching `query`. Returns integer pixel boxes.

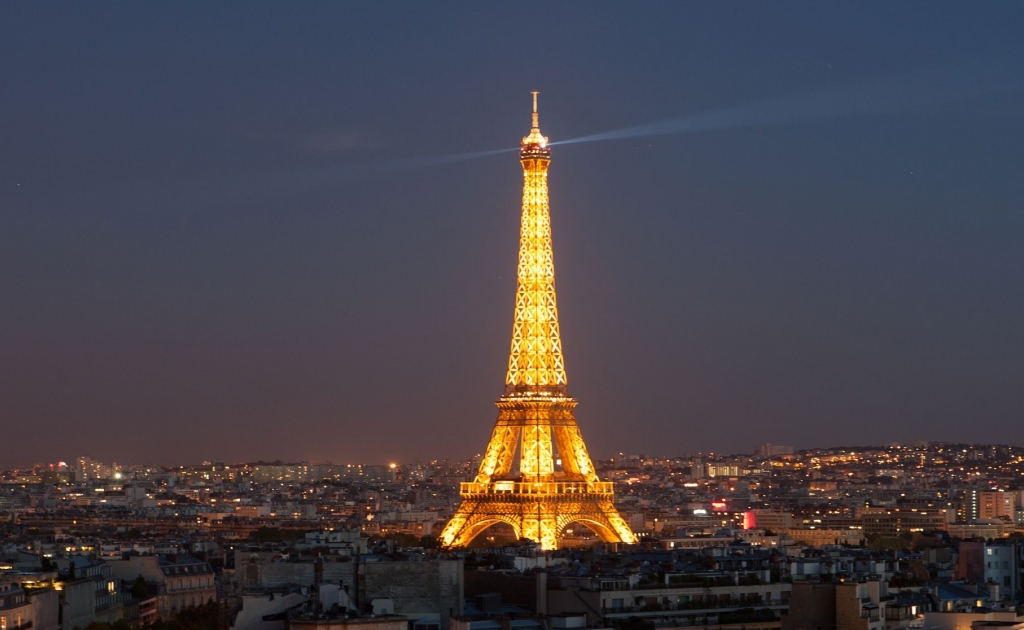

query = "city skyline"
[7,439,1022,473]
[4,4,1024,468]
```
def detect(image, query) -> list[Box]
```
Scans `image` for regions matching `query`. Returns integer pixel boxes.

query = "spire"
[521,90,549,153]
[532,90,540,129]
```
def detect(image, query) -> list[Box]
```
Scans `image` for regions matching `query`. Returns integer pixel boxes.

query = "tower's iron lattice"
[439,93,637,550]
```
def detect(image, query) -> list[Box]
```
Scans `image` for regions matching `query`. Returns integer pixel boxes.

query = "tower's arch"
[557,515,624,544]
[447,516,522,548]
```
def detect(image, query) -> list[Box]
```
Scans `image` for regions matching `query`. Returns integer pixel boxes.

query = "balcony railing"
[603,599,789,615]
[570,575,781,592]
[657,610,779,626]
[460,481,614,496]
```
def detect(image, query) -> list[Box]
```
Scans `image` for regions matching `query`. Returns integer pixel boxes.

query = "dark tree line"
[79,601,219,630]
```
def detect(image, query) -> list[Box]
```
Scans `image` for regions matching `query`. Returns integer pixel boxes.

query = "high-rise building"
[439,94,636,550]
[75,456,114,482]
[754,444,794,457]
[958,488,1012,522]
[979,490,1015,521]
[963,489,981,521]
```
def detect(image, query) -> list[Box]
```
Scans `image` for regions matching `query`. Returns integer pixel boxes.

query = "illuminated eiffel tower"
[440,93,636,550]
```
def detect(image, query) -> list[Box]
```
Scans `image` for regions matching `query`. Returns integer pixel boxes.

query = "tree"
[130,576,149,601]
[82,602,219,630]
[386,532,420,547]
[155,601,219,630]
[82,620,133,630]
[611,617,654,630]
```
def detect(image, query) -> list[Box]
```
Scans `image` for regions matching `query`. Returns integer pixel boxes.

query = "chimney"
[536,571,547,615]
[988,582,1000,602]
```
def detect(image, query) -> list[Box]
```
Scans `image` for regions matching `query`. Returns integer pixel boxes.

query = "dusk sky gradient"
[3,3,1024,468]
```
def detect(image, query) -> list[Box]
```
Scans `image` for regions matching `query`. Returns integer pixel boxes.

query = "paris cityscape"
[4,5,1024,630]
[5,441,1024,630]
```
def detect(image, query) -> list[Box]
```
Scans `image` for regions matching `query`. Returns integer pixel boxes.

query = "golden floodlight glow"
[439,93,636,551]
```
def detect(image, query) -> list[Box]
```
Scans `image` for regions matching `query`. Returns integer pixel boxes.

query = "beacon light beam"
[320,146,518,186]
[176,146,519,207]
[553,61,1024,147]
[550,87,892,146]
[169,61,1022,212]
[210,61,1017,200]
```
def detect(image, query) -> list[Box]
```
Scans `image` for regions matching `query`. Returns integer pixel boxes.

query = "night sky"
[3,3,1024,468]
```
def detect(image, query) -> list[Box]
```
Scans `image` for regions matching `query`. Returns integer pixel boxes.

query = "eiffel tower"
[439,93,636,550]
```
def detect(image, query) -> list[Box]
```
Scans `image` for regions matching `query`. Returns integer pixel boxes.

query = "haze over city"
[3,3,1024,468]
